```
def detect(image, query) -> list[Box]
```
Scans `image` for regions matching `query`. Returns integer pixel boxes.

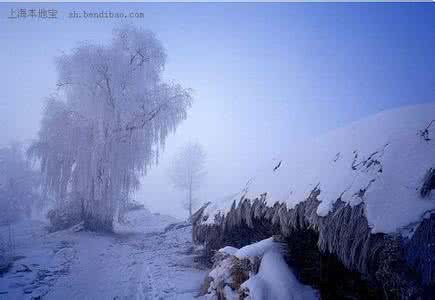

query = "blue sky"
[1,3,434,216]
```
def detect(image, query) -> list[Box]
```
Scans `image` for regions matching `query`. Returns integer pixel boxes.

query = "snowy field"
[0,209,207,299]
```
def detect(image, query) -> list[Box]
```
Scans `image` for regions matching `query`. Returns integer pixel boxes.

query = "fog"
[1,3,434,219]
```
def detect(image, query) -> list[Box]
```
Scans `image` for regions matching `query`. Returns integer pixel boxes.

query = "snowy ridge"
[204,102,435,234]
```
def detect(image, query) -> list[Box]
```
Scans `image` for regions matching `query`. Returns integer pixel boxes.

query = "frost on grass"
[193,104,435,299]
[202,103,435,235]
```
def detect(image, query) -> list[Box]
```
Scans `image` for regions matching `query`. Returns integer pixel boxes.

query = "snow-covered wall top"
[204,102,435,235]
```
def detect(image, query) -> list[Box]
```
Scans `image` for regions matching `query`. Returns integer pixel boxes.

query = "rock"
[15,264,32,273]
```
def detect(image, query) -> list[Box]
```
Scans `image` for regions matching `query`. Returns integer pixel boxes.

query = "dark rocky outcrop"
[192,191,435,299]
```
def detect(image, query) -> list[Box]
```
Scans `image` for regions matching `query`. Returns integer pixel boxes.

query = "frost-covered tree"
[0,143,40,225]
[29,25,192,231]
[169,142,206,219]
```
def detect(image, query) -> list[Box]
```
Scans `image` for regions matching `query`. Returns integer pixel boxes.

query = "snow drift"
[200,237,318,300]
[193,102,435,298]
[203,102,435,235]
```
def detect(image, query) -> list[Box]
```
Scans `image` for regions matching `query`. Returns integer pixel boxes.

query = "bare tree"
[169,142,206,220]
[29,25,192,232]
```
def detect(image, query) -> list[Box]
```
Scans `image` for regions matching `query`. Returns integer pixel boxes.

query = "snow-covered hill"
[204,102,435,234]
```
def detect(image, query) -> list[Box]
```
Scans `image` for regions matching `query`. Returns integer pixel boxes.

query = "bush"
[47,199,82,232]
[0,236,13,275]
[125,200,145,212]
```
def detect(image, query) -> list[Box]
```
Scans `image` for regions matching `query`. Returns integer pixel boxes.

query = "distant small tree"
[0,143,40,225]
[169,142,206,220]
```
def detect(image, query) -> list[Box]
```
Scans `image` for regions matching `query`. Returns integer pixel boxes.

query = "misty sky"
[1,3,434,217]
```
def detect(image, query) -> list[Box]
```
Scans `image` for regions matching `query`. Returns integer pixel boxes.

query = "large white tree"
[29,25,192,231]
[169,142,206,219]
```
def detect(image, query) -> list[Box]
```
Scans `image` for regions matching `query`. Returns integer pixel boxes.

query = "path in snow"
[0,209,207,299]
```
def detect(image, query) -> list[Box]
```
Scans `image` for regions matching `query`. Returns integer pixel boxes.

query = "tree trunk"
[188,178,193,221]
[83,192,114,232]
[83,209,113,232]
[83,156,114,232]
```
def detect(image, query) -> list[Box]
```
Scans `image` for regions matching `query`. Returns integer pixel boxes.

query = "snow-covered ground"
[0,209,207,299]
